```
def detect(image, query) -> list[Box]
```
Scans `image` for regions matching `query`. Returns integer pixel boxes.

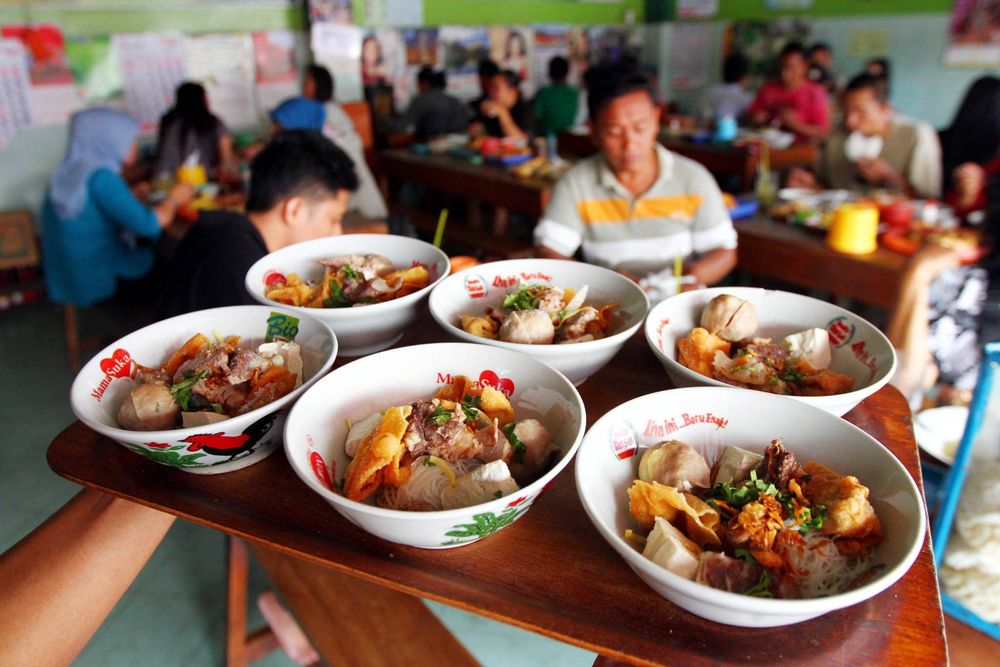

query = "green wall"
[0,1,304,35]
[696,0,953,20]
[352,0,645,26]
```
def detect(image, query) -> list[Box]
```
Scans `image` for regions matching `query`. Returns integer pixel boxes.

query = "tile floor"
[0,302,594,666]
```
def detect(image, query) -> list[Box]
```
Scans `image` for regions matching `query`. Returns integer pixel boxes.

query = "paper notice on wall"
[185,33,259,130]
[66,35,122,105]
[532,25,568,91]
[677,0,719,18]
[945,0,1000,67]
[1,24,80,125]
[113,32,187,134]
[0,39,33,150]
[252,30,301,112]
[311,23,363,102]
[671,23,711,90]
[366,0,424,27]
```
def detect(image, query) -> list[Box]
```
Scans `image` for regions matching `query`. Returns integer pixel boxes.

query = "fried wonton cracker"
[628,480,721,547]
[163,333,210,376]
[479,387,515,426]
[677,327,731,378]
[435,375,476,403]
[801,461,882,555]
[343,405,413,501]
[384,266,430,298]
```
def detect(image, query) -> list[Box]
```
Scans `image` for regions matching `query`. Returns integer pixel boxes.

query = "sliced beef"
[752,439,803,488]
[695,552,763,594]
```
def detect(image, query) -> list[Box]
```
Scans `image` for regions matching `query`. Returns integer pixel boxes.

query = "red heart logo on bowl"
[99,349,133,378]
[478,370,515,397]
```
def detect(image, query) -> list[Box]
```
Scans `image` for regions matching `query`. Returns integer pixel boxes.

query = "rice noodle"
[376,456,480,511]
[780,531,873,598]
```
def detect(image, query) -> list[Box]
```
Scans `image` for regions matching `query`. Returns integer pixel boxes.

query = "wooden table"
[557,133,818,192]
[376,149,552,237]
[47,317,945,666]
[736,213,908,308]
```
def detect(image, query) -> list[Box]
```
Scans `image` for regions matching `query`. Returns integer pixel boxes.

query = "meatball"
[700,294,758,342]
[499,310,555,344]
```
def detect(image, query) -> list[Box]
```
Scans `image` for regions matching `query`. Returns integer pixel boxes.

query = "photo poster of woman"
[360,28,408,110]
[488,26,535,97]
[440,26,490,101]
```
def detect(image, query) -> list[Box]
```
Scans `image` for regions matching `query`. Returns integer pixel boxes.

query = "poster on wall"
[311,23,363,102]
[729,19,811,87]
[1,24,80,125]
[112,32,187,134]
[677,0,719,19]
[589,26,643,65]
[0,39,33,150]
[361,29,409,110]
[440,26,490,100]
[488,26,535,96]
[185,33,259,130]
[671,23,711,90]
[308,0,353,24]
[66,36,122,105]
[532,25,569,91]
[944,0,1000,66]
[252,30,301,112]
[365,0,424,27]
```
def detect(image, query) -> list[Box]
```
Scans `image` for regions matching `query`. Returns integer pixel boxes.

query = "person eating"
[533,64,737,302]
[156,130,358,317]
[41,108,194,309]
[747,42,830,143]
[471,69,533,140]
[787,73,941,198]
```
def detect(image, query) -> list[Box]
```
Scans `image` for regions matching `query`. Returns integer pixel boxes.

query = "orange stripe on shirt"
[577,195,703,223]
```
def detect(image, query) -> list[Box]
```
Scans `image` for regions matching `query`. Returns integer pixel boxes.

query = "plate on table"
[913,406,967,465]
[879,228,984,264]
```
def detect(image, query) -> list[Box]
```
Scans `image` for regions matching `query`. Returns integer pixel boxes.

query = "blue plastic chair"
[930,341,1000,640]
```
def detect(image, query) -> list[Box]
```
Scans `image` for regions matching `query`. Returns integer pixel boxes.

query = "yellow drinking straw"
[433,209,449,248]
[674,254,683,294]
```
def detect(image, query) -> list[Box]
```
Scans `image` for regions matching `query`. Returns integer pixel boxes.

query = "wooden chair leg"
[226,536,250,667]
[64,304,80,371]
[227,536,283,667]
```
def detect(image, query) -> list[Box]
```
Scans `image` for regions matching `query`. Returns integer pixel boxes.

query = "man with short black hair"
[534,64,736,300]
[157,130,359,317]
[748,42,830,142]
[399,66,470,142]
[534,56,579,136]
[787,72,941,197]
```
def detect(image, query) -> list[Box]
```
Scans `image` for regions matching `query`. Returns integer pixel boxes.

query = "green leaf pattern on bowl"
[127,445,209,468]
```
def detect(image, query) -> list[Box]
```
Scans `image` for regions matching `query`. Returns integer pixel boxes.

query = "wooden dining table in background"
[557,132,819,192]
[47,315,946,666]
[376,149,552,242]
[734,213,908,309]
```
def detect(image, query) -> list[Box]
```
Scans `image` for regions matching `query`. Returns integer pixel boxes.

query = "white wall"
[653,13,998,129]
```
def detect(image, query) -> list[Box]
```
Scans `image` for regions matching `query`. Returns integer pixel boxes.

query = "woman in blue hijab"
[41,108,194,307]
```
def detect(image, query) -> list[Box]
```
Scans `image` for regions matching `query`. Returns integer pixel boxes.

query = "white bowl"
[645,287,896,416]
[245,234,450,357]
[283,343,586,549]
[575,386,925,627]
[70,306,337,474]
[428,259,649,385]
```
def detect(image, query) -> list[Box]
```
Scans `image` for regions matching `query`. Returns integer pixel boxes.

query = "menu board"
[113,32,187,133]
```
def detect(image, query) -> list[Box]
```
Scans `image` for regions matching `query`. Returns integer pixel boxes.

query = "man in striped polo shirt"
[534,65,737,299]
